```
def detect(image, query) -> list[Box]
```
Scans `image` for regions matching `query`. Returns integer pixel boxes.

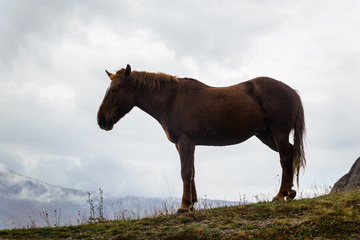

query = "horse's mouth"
[100,124,113,131]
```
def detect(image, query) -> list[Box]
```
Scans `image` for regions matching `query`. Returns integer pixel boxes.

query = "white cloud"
[0,0,359,202]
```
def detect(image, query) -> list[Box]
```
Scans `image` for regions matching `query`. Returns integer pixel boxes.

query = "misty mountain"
[0,165,237,229]
[0,165,89,229]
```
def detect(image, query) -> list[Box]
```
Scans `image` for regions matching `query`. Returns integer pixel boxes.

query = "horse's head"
[97,64,135,131]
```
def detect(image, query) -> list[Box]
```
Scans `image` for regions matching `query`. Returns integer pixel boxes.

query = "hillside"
[1,189,359,239]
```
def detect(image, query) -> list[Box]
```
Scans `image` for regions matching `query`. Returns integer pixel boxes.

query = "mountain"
[0,165,236,229]
[0,165,90,229]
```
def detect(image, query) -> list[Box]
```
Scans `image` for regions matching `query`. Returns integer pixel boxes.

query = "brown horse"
[97,64,306,213]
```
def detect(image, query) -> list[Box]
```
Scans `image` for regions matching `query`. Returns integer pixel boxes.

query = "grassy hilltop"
[1,189,359,240]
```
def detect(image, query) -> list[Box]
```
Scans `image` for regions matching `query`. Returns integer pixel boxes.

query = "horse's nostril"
[97,114,105,126]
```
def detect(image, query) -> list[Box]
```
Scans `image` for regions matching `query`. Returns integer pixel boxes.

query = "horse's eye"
[111,88,119,93]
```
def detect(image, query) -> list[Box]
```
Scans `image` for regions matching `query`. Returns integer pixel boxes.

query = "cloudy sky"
[1,0,359,201]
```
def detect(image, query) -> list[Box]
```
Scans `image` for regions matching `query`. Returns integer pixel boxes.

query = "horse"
[97,64,306,213]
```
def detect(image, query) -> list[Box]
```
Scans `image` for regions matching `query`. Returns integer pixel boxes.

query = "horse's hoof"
[286,190,296,200]
[176,208,190,214]
[272,196,285,202]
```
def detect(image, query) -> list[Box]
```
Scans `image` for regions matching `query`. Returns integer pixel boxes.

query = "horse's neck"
[134,87,173,124]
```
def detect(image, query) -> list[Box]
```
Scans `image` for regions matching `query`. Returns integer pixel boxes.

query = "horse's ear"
[105,70,112,78]
[125,64,131,78]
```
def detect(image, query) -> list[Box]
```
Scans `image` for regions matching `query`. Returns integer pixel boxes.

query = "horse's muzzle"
[97,114,113,131]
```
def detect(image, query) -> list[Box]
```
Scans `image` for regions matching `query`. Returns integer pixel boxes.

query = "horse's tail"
[293,97,306,187]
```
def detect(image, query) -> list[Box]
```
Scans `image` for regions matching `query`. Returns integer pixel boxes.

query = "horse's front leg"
[176,137,196,213]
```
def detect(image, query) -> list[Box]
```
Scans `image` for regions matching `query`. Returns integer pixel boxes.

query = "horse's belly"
[197,136,252,146]
[197,116,264,146]
[197,128,259,146]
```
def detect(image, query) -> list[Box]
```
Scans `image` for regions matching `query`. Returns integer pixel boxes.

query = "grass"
[1,189,359,239]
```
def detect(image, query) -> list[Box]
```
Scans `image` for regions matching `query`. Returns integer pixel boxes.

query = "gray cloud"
[0,0,359,201]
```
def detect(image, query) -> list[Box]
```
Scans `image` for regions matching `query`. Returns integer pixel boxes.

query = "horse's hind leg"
[272,133,296,201]
[256,128,296,200]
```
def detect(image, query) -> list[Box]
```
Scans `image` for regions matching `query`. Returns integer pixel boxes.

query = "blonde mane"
[116,69,178,90]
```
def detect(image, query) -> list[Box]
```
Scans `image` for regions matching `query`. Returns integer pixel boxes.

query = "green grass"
[1,189,360,239]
